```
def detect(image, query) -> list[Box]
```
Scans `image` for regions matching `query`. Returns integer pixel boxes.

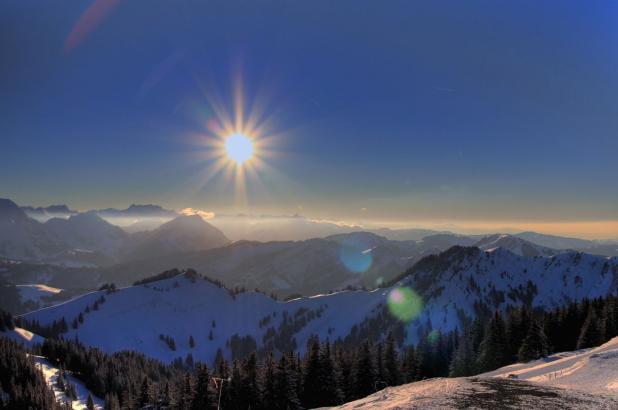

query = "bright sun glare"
[225,133,253,164]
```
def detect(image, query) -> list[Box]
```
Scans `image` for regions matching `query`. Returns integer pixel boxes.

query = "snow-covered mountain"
[474,234,557,257]
[0,199,231,267]
[21,204,77,221]
[23,248,618,366]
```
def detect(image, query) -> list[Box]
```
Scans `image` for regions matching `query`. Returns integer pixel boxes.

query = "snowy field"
[17,283,63,305]
[32,355,104,410]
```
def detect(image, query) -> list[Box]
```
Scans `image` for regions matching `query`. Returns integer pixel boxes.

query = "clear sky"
[2,1,617,238]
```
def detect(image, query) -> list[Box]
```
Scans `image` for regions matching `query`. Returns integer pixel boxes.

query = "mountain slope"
[474,234,557,257]
[334,337,618,409]
[482,335,618,395]
[23,249,618,366]
[123,215,230,260]
[94,231,432,297]
[327,376,617,409]
[0,198,65,260]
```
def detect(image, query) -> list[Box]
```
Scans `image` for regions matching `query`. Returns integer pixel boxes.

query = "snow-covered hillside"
[330,338,618,409]
[23,248,618,366]
[23,272,387,364]
[1,326,44,347]
[483,336,618,395]
[17,284,63,306]
[33,355,104,410]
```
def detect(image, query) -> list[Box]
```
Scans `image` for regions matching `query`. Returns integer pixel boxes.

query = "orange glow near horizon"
[364,219,618,240]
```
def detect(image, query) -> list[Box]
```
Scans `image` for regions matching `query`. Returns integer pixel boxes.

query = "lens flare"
[387,287,423,322]
[340,244,372,273]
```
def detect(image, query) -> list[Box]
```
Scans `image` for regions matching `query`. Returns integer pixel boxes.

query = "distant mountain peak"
[0,198,21,213]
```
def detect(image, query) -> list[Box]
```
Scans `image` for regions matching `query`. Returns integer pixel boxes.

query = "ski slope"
[32,355,104,410]
[482,336,618,395]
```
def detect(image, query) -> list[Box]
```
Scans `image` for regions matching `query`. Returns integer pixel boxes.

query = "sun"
[225,133,253,164]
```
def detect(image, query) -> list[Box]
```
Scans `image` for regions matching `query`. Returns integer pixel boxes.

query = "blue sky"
[2,1,617,236]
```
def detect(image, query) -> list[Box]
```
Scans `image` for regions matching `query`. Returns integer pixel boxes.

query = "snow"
[22,249,618,366]
[17,284,63,304]
[1,326,44,347]
[326,377,618,409]
[332,338,618,409]
[23,274,386,364]
[482,336,618,395]
[32,355,104,410]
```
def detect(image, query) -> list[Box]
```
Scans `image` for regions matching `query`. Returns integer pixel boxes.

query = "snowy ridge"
[474,233,557,257]
[22,248,618,366]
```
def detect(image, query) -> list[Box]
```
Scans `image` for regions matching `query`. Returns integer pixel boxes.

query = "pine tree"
[301,337,322,408]
[577,308,602,349]
[384,332,401,386]
[241,352,260,408]
[275,354,300,409]
[449,330,475,377]
[191,363,210,410]
[518,320,550,362]
[261,352,276,407]
[401,346,418,383]
[318,341,340,405]
[476,312,509,372]
[104,393,120,410]
[138,376,151,407]
[86,393,95,410]
[353,341,375,398]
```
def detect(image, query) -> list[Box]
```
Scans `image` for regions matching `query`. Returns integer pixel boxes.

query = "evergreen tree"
[104,393,120,410]
[261,352,276,407]
[518,320,550,362]
[191,363,210,410]
[401,346,418,383]
[577,308,602,349]
[384,332,401,386]
[138,376,151,407]
[318,341,340,405]
[86,393,95,410]
[241,352,260,409]
[476,312,509,372]
[274,354,301,409]
[301,337,321,408]
[353,341,375,398]
[449,330,475,377]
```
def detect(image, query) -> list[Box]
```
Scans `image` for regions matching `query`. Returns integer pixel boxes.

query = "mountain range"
[22,247,618,366]
[0,198,229,267]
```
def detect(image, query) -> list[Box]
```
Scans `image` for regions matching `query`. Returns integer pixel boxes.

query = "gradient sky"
[2,1,617,238]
